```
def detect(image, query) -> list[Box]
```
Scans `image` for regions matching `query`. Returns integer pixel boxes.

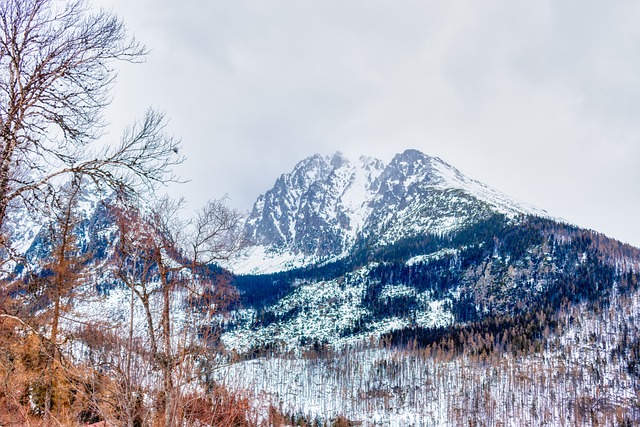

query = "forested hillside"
[226,214,640,355]
[215,154,640,425]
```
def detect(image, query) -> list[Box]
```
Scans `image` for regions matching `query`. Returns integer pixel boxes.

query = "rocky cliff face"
[243,152,385,258]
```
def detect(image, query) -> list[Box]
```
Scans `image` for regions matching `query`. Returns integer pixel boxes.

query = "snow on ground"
[430,158,553,220]
[7,207,43,256]
[228,245,320,275]
[219,288,640,426]
[337,155,384,239]
[222,267,372,353]
[406,249,459,266]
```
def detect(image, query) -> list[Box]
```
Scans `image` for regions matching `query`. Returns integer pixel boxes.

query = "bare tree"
[0,0,182,256]
[37,175,88,425]
[0,175,96,426]
[0,0,188,423]
[110,195,243,427]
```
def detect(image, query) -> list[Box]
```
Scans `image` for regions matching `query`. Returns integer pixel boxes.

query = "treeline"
[381,306,560,357]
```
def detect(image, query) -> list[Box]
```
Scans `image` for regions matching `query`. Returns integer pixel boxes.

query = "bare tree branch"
[0,0,182,250]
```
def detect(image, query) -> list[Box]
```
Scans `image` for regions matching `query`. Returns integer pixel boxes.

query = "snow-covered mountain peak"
[242,152,385,262]
[231,149,554,275]
[388,149,437,174]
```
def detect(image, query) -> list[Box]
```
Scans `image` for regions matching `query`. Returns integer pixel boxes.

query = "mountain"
[9,149,640,358]
[15,183,115,265]
[232,150,549,275]
[224,149,640,354]
[6,149,640,425]
[222,152,640,424]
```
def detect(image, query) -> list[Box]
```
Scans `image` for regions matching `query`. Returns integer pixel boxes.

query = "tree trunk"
[44,292,61,427]
[161,266,174,427]
[0,128,17,231]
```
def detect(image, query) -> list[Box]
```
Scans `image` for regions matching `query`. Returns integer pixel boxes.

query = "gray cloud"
[96,0,640,246]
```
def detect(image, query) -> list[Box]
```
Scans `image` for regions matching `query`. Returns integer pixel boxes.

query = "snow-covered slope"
[231,149,550,275]
[223,263,455,354]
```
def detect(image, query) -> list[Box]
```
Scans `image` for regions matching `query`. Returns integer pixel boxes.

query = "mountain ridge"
[231,149,553,275]
[8,149,640,355]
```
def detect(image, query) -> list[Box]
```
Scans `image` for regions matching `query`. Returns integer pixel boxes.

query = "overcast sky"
[94,0,640,247]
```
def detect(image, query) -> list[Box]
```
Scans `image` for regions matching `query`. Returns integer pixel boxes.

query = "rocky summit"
[233,149,548,275]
